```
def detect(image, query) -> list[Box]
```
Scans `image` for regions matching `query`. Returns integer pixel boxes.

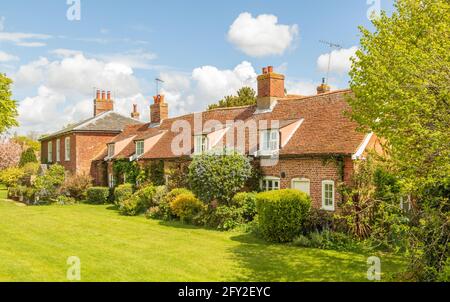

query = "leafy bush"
[113,183,134,205]
[19,147,37,167]
[231,192,257,222]
[86,187,110,204]
[0,167,25,187]
[201,205,245,230]
[165,188,191,204]
[170,192,204,223]
[293,235,312,248]
[256,189,311,243]
[303,208,336,234]
[7,185,36,204]
[119,185,156,216]
[54,195,77,205]
[188,152,252,204]
[34,164,65,200]
[293,230,363,252]
[61,173,92,201]
[152,185,168,206]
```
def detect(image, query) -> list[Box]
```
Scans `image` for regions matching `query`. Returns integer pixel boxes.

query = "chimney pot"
[150,94,168,124]
[268,66,274,73]
[101,91,106,100]
[262,67,268,74]
[107,91,111,101]
[96,89,101,100]
[256,65,285,111]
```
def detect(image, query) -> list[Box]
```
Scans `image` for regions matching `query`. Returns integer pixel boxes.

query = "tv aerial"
[319,40,343,84]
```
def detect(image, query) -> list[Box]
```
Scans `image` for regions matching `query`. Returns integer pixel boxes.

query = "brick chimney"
[317,78,331,94]
[150,94,168,124]
[94,89,114,116]
[131,104,140,120]
[257,66,285,111]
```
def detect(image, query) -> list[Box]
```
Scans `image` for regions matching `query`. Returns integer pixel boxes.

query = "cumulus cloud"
[160,61,257,116]
[317,46,358,74]
[227,12,299,57]
[0,51,19,62]
[13,51,150,134]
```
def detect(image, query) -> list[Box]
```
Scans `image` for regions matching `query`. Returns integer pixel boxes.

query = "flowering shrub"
[0,139,22,170]
[188,152,252,204]
[169,192,204,223]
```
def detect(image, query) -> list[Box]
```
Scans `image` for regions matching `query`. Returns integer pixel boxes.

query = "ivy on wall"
[113,159,165,187]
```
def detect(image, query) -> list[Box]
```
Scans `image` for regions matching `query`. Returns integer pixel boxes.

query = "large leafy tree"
[208,87,256,110]
[0,74,18,134]
[349,0,449,281]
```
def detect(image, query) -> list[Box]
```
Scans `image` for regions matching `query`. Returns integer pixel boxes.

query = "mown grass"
[0,189,406,282]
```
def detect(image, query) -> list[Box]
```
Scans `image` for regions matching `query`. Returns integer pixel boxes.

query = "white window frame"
[322,180,335,211]
[260,129,280,153]
[291,178,311,196]
[108,173,115,188]
[47,141,53,163]
[56,139,61,162]
[107,144,115,158]
[65,137,71,161]
[261,176,281,191]
[135,140,144,157]
[194,135,208,155]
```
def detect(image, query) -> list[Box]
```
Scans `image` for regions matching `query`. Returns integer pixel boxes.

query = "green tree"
[349,0,449,281]
[0,74,18,133]
[349,0,449,193]
[19,147,38,167]
[208,87,256,110]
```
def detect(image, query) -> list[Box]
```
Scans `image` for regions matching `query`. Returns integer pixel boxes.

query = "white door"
[292,179,310,196]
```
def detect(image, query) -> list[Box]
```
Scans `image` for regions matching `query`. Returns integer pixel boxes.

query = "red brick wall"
[258,156,353,209]
[41,132,117,177]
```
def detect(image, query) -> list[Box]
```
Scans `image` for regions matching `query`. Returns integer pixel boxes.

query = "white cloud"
[227,12,299,57]
[0,32,51,47]
[13,52,149,134]
[317,46,358,74]
[160,61,257,116]
[0,51,19,62]
[96,49,157,70]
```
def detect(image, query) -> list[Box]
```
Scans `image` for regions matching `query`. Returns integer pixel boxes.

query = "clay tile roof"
[105,89,367,160]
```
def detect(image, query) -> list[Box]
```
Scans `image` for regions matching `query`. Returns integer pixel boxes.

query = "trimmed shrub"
[256,189,311,243]
[114,184,133,205]
[86,187,110,204]
[165,188,191,204]
[231,192,257,222]
[19,147,38,167]
[61,173,92,201]
[119,184,156,216]
[170,192,204,223]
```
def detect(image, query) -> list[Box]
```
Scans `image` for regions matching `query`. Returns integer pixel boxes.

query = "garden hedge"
[87,187,110,204]
[256,189,311,243]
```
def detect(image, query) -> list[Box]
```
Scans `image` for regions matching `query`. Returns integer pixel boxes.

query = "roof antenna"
[155,78,164,95]
[319,40,343,84]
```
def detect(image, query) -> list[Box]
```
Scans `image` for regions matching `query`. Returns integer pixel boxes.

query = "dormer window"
[260,129,280,153]
[107,144,115,158]
[135,140,144,157]
[194,135,208,155]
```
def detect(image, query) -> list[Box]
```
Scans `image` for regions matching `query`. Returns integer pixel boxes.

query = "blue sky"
[0,0,394,135]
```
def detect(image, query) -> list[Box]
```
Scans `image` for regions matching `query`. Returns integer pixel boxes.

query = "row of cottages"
[40,66,381,211]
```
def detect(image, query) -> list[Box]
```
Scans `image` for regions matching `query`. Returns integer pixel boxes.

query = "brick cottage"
[40,67,381,211]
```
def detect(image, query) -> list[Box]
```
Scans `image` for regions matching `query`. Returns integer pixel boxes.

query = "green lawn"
[0,192,406,282]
